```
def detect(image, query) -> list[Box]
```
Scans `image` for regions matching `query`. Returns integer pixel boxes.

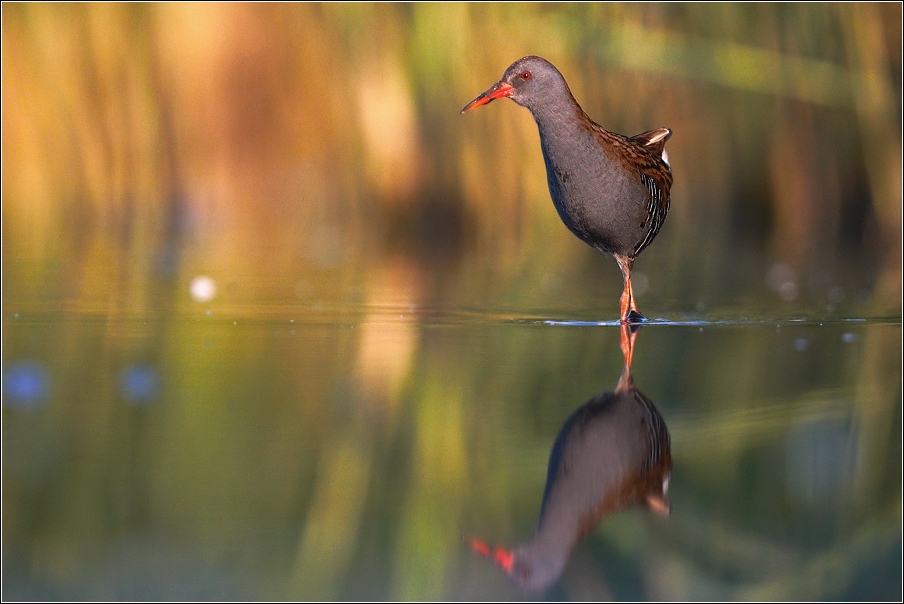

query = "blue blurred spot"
[119,364,160,406]
[2,361,50,409]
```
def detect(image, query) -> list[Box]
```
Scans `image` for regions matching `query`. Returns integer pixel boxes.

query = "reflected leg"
[616,322,640,392]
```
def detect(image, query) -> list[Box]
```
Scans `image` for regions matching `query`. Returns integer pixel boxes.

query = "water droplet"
[779,282,798,301]
[2,361,50,409]
[190,276,217,302]
[119,364,160,406]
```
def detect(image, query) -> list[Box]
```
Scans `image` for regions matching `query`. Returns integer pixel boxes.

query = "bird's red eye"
[521,71,531,81]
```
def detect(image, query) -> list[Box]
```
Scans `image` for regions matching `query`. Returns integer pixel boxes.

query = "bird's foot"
[623,309,646,324]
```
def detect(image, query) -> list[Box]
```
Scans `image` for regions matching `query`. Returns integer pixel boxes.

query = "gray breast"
[540,131,651,256]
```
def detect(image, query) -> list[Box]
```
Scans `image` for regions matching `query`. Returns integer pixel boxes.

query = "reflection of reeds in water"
[1,3,901,600]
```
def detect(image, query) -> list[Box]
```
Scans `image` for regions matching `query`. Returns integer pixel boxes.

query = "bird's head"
[469,537,567,592]
[461,56,570,114]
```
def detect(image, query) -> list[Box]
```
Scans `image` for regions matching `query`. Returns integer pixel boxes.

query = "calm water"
[3,306,900,601]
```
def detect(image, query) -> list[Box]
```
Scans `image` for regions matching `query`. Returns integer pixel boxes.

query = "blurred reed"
[3,3,901,315]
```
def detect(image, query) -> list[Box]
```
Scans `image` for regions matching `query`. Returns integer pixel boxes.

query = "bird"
[470,324,671,591]
[461,56,673,323]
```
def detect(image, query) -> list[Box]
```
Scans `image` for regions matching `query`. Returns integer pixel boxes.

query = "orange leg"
[614,254,644,323]
[619,322,638,370]
[616,322,640,392]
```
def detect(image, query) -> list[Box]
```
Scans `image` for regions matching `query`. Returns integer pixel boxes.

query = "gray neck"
[523,510,582,569]
[524,88,587,143]
[522,91,607,178]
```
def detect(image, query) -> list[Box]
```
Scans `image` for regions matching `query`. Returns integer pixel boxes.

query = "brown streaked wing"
[630,128,672,157]
[583,121,674,255]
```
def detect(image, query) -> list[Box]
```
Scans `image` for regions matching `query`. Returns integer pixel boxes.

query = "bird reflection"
[472,324,671,592]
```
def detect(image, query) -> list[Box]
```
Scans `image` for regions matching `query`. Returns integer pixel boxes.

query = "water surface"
[3,307,900,600]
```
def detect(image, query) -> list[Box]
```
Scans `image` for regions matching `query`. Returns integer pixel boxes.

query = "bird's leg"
[614,254,644,323]
[616,322,639,392]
